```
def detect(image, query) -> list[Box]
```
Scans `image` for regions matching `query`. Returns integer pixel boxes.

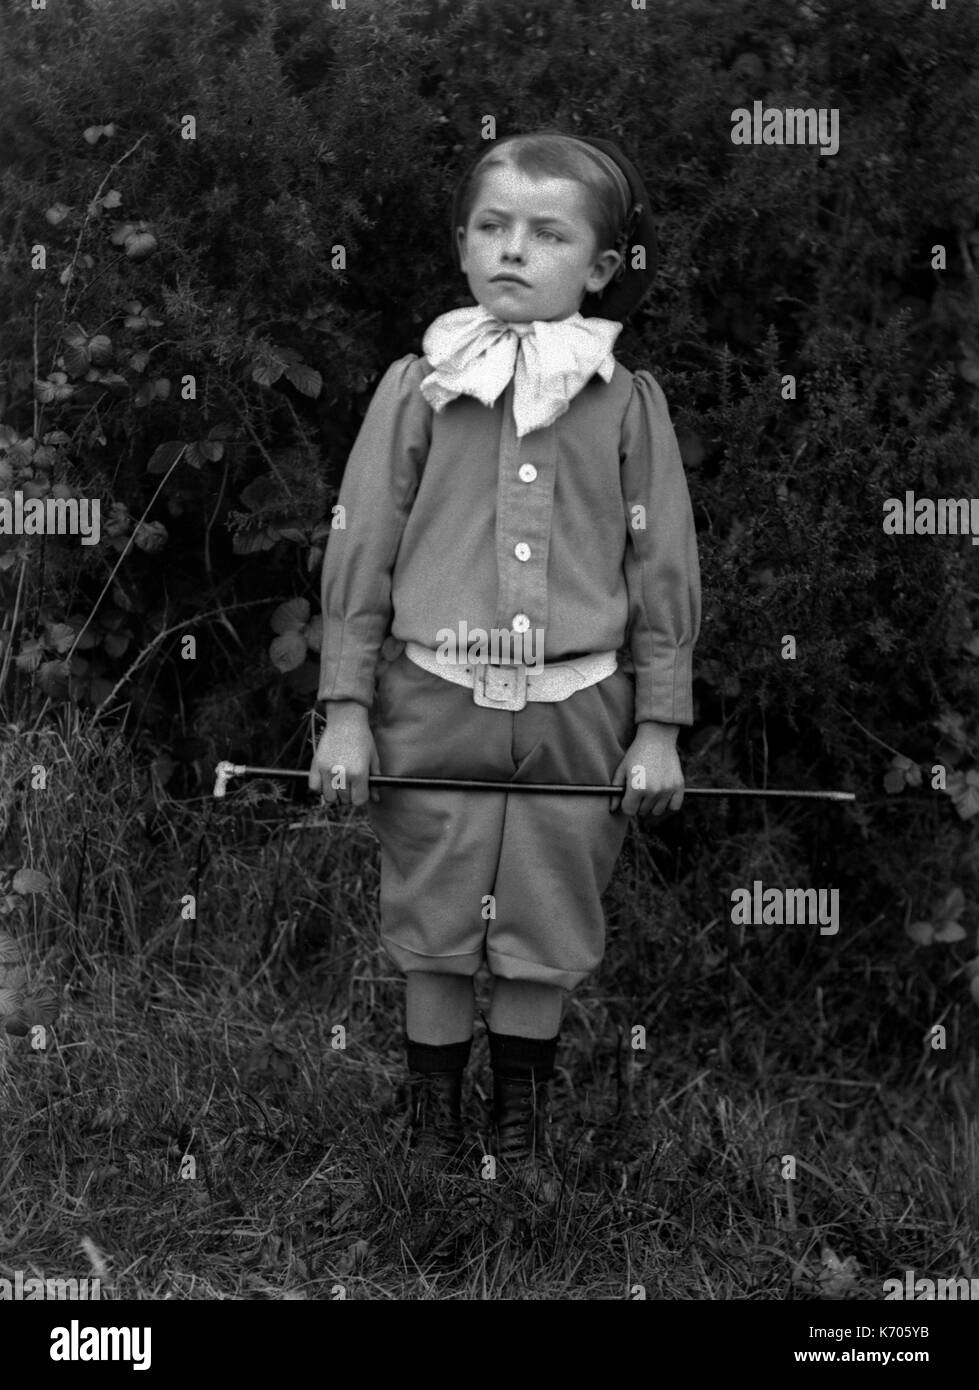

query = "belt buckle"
[472,663,528,711]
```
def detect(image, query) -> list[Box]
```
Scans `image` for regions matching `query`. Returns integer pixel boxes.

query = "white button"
[514,542,531,561]
[518,464,537,482]
[513,614,530,632]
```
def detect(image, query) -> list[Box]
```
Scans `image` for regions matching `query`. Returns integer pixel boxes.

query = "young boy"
[309,131,701,1196]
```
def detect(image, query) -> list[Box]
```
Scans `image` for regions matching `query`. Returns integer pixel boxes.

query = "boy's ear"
[587,249,622,293]
[456,225,468,271]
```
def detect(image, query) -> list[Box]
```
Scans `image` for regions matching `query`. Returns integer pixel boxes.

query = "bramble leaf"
[270,598,310,634]
[269,630,306,672]
[906,920,933,945]
[12,869,49,895]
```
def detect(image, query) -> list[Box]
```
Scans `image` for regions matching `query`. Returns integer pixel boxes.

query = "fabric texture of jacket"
[318,353,701,726]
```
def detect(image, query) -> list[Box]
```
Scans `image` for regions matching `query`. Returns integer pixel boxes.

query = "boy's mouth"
[491,274,530,287]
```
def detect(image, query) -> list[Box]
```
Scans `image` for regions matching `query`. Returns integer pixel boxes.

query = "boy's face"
[457,164,622,323]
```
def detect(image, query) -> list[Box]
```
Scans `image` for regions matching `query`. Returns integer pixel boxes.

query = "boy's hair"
[455,129,632,259]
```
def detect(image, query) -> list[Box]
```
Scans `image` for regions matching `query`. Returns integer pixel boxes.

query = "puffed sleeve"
[620,370,701,725]
[317,354,432,705]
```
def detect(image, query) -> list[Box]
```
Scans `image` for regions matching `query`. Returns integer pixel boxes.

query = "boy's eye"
[476,222,561,241]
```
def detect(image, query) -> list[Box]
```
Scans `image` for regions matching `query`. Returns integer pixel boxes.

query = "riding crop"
[213,761,855,802]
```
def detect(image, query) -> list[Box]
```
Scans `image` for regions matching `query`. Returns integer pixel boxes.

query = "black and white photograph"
[1,0,977,1349]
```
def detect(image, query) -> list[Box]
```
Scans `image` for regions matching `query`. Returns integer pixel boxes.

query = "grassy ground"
[1,723,977,1300]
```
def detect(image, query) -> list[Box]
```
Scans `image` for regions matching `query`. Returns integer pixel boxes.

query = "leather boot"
[492,1072,560,1203]
[408,1069,468,1173]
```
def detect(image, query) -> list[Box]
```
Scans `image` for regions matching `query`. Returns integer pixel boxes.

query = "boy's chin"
[485,308,535,323]
[475,298,579,325]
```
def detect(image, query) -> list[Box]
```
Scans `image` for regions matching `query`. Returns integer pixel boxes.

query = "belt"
[404,640,617,711]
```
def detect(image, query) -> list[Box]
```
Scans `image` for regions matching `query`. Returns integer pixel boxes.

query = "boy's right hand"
[308,701,380,806]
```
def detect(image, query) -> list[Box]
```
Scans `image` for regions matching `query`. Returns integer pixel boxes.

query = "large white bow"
[420,305,621,437]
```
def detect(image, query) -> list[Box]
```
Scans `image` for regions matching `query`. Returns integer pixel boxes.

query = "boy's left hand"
[610,722,684,817]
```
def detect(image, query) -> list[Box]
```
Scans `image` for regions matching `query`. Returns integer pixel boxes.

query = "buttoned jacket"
[317,353,701,725]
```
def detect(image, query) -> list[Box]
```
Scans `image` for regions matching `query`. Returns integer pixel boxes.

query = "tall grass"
[1,716,976,1299]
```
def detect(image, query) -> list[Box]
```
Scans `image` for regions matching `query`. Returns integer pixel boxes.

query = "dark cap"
[450,131,658,322]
